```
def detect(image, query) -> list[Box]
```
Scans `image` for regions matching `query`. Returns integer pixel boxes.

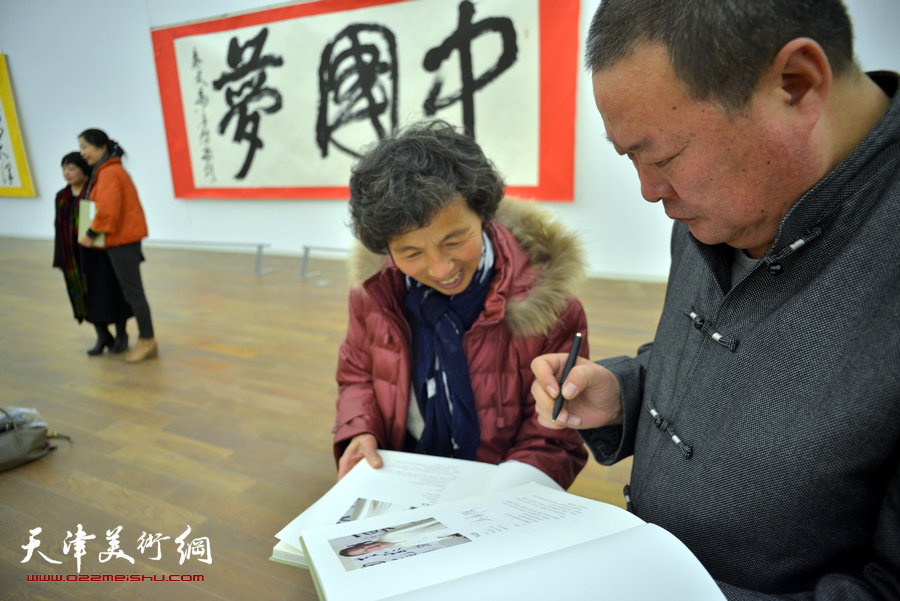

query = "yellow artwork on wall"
[0,54,35,197]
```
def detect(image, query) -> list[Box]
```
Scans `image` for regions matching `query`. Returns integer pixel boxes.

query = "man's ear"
[770,37,832,110]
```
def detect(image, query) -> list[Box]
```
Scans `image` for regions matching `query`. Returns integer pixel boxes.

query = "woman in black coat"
[52,152,132,354]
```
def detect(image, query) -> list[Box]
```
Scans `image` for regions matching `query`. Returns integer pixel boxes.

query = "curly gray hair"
[348,120,505,254]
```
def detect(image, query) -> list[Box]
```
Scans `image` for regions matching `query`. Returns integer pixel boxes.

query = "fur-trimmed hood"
[347,197,586,336]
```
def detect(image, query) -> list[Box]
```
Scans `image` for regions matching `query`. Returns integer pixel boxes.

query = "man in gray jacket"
[531,1,899,599]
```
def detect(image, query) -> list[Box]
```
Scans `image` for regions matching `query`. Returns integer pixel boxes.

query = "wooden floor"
[0,237,665,601]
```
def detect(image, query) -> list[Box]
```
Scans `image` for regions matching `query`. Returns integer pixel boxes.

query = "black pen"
[552,332,583,422]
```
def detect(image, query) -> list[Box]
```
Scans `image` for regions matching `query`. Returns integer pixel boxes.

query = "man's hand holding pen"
[530,351,624,431]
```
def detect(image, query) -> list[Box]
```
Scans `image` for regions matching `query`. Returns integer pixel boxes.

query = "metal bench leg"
[301,246,310,279]
[254,245,274,275]
[300,246,322,280]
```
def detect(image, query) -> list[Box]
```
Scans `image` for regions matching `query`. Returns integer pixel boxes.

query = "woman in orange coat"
[77,128,157,363]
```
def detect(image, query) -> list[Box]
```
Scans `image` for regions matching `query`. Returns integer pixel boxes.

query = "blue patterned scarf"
[403,231,495,459]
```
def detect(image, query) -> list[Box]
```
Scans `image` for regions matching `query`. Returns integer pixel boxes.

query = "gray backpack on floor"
[0,406,71,472]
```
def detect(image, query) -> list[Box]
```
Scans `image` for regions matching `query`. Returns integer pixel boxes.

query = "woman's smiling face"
[388,196,484,295]
[78,137,106,166]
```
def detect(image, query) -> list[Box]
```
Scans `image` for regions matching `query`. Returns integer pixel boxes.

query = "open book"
[299,481,725,601]
[273,450,562,568]
[273,451,724,600]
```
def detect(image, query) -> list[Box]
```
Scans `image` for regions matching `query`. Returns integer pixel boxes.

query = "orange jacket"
[88,157,148,247]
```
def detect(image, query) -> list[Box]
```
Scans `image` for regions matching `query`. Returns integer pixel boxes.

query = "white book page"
[276,451,497,545]
[301,483,647,601]
[276,452,560,547]
[386,523,726,601]
[489,459,562,491]
[270,539,303,564]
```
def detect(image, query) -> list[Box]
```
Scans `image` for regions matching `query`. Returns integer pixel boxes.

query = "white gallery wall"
[0,0,897,281]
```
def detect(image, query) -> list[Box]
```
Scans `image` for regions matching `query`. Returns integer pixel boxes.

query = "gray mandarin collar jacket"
[583,72,900,599]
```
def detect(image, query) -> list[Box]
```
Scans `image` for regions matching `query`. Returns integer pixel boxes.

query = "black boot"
[87,325,114,356]
[111,321,128,354]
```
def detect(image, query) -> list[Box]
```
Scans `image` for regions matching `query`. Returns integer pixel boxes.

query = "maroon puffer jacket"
[333,199,589,488]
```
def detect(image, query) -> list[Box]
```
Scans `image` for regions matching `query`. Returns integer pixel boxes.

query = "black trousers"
[106,241,154,339]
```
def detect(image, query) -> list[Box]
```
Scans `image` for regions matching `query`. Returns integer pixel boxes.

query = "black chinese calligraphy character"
[192,49,209,87]
[193,46,216,182]
[423,1,517,137]
[195,87,209,108]
[317,24,398,158]
[213,27,284,179]
[0,124,12,186]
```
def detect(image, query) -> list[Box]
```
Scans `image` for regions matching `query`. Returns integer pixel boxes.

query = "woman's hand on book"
[337,433,383,480]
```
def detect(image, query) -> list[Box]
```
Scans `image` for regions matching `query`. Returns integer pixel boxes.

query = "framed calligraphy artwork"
[151,0,578,200]
[0,55,35,197]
